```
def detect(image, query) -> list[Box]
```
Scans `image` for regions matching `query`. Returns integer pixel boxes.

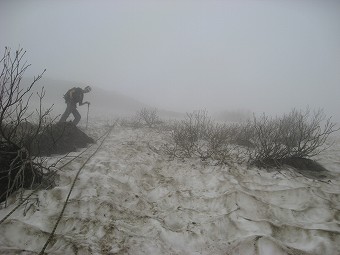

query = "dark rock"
[30,122,94,156]
[255,157,332,180]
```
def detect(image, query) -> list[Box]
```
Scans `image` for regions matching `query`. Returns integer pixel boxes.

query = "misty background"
[1,0,340,121]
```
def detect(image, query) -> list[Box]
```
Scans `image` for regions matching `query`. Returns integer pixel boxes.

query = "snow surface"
[0,122,339,255]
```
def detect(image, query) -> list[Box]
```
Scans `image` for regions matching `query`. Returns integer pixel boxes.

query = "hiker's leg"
[59,104,71,122]
[72,108,81,125]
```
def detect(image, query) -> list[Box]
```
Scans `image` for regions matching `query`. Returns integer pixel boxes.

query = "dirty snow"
[0,122,339,255]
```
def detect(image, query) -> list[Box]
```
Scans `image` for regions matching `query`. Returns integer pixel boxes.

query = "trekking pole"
[86,103,90,129]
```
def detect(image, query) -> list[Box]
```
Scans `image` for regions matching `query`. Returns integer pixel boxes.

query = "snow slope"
[0,123,339,255]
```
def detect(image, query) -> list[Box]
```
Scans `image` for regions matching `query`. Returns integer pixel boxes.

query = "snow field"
[0,123,339,254]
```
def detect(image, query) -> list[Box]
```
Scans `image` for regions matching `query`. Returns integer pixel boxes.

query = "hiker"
[59,86,91,125]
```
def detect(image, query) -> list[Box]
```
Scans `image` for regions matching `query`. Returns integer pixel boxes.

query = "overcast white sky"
[1,0,340,119]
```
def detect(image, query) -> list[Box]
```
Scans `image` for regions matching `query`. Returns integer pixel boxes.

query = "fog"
[1,0,340,120]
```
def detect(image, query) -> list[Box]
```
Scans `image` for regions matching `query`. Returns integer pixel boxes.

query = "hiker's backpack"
[63,87,82,103]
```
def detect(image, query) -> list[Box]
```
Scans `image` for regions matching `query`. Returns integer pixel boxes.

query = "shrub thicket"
[246,108,338,167]
[161,110,243,165]
[159,108,338,171]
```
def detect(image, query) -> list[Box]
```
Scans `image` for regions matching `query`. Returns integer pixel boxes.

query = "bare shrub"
[119,108,161,129]
[0,47,55,205]
[160,110,243,165]
[136,107,160,128]
[167,110,212,157]
[221,122,255,148]
[196,123,244,164]
[247,108,339,167]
